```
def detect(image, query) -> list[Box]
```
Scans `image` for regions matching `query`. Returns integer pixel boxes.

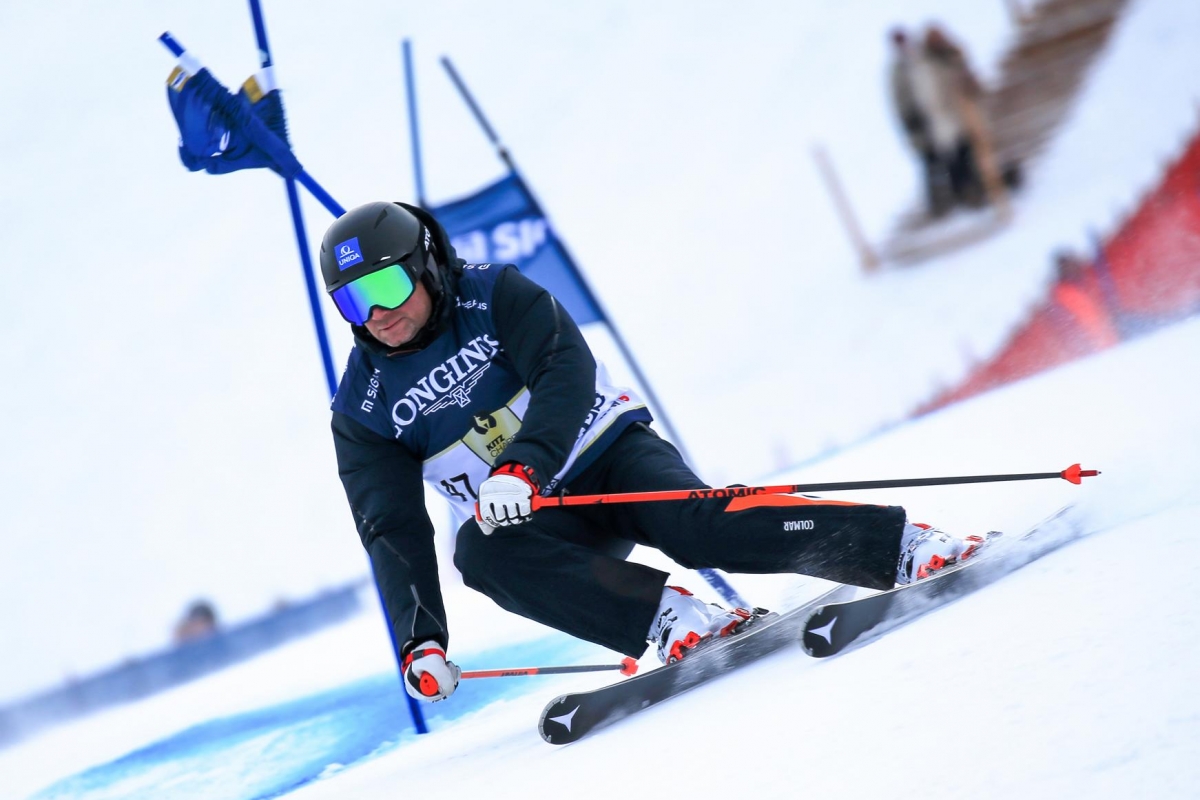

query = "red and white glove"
[476,463,539,534]
[402,641,461,703]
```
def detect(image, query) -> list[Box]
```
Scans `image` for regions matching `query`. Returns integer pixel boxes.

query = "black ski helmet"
[319,201,441,301]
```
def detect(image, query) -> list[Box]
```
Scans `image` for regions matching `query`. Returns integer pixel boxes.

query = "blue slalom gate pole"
[438,55,696,469]
[241,1,337,399]
[401,40,428,208]
[243,0,427,735]
[158,30,185,56]
[296,172,345,217]
[437,55,747,609]
[284,179,338,397]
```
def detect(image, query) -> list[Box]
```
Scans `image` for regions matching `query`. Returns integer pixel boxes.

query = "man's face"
[364,280,434,347]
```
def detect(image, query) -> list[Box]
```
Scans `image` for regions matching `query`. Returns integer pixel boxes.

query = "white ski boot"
[647,586,753,664]
[896,522,987,585]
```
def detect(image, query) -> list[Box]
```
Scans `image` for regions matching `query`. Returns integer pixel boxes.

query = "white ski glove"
[476,463,540,534]
[402,641,461,703]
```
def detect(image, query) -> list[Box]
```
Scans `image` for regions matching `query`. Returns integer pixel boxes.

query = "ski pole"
[461,657,639,680]
[532,464,1100,510]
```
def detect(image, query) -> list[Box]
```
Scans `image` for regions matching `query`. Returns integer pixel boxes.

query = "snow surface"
[1,0,1199,796]
[7,287,1200,800]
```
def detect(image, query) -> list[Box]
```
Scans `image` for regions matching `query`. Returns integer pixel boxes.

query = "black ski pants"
[454,423,906,657]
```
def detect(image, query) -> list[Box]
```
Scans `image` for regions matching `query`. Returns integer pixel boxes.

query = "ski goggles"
[330,261,419,325]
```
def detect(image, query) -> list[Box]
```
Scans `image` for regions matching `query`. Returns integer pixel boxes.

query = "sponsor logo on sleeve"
[361,368,382,413]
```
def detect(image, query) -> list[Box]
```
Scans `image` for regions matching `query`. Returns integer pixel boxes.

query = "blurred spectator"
[888,28,946,216]
[173,599,219,643]
[890,23,995,217]
[920,24,988,212]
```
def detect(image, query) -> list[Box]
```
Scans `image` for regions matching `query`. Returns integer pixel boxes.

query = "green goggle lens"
[331,263,417,325]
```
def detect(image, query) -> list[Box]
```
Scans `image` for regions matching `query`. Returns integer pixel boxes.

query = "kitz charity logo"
[391,334,501,435]
[335,237,364,270]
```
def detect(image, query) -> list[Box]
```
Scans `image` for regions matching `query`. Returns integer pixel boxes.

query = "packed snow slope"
[7,291,1200,800]
[1,0,1198,765]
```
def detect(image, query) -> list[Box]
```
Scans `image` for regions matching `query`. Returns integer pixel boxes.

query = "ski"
[800,505,1082,658]
[538,583,857,745]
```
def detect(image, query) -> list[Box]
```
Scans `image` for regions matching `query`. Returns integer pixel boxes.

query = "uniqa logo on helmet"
[335,237,365,270]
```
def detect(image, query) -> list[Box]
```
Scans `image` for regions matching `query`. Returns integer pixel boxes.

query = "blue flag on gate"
[429,174,604,326]
[165,57,301,179]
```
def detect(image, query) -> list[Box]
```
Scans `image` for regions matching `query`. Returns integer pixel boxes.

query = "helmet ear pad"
[417,237,445,302]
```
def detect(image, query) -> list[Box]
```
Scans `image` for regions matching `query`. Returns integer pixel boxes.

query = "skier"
[323,201,981,704]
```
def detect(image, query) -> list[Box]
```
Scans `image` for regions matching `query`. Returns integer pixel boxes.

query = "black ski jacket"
[330,204,606,658]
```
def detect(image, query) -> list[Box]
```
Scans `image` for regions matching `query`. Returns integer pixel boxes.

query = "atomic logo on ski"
[538,585,857,745]
[546,705,579,733]
[800,509,1082,658]
[808,616,838,645]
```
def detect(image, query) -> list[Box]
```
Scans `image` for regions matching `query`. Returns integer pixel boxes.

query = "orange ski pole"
[531,464,1099,510]
[461,657,639,680]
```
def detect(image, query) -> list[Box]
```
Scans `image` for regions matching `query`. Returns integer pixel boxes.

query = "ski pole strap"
[532,464,1100,509]
[461,657,639,680]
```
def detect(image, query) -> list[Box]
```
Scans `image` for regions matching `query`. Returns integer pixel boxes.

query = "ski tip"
[1061,464,1100,485]
[539,694,575,745]
[799,607,836,658]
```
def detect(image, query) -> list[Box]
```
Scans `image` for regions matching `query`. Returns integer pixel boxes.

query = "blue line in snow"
[29,635,602,800]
